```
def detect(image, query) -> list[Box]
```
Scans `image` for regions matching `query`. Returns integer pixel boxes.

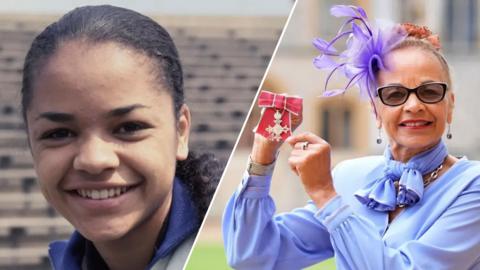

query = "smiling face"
[375,46,454,161]
[26,40,190,242]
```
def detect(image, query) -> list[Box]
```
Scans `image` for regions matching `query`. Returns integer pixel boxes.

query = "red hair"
[401,23,441,50]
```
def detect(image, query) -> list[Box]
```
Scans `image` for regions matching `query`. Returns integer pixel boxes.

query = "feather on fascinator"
[313,5,407,111]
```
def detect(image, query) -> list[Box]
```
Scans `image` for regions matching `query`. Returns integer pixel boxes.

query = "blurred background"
[0,0,293,269]
[192,0,480,269]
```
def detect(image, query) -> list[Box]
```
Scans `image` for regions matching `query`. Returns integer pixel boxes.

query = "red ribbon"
[255,90,303,141]
[258,91,303,115]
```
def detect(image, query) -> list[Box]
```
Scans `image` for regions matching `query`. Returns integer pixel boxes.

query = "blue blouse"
[223,156,480,269]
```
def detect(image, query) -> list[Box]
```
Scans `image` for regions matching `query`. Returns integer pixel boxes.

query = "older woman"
[22,5,220,270]
[223,5,480,270]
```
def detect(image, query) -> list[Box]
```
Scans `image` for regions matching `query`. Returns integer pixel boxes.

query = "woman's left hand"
[286,132,337,208]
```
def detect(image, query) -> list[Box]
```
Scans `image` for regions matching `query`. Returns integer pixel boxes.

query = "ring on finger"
[301,141,309,150]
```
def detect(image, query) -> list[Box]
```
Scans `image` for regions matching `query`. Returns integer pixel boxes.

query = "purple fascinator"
[313,5,407,111]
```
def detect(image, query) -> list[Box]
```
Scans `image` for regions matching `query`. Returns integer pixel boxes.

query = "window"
[444,0,478,53]
[320,106,352,148]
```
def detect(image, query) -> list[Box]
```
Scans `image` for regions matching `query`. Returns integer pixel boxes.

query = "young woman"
[22,5,220,269]
[223,5,480,270]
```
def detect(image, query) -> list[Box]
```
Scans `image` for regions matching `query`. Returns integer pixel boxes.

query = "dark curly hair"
[20,5,220,220]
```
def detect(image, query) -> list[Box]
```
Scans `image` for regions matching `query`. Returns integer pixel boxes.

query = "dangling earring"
[376,128,382,144]
[446,124,452,139]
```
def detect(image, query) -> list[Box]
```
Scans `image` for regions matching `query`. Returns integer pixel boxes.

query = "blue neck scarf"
[354,140,448,212]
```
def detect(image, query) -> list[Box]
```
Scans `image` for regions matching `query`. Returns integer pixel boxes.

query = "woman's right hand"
[250,109,303,165]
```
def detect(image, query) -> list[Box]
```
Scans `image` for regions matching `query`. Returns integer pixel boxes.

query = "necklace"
[393,161,445,195]
[391,158,447,209]
[423,163,444,187]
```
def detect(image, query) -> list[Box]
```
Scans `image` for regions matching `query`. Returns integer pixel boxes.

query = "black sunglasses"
[377,82,448,106]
